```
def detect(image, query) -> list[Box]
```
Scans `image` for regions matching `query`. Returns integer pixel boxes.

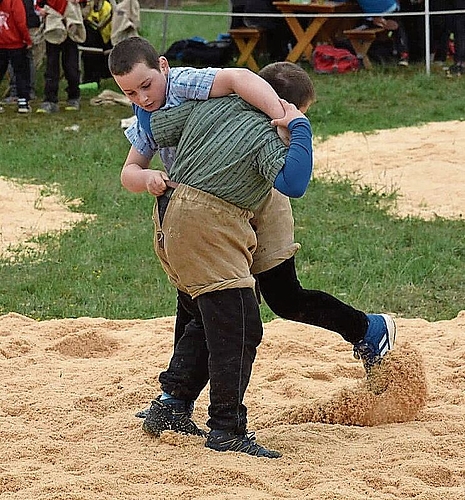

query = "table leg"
[284,17,328,63]
[348,38,373,69]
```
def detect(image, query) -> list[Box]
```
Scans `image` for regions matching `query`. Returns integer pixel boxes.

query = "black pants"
[257,256,368,344]
[160,287,263,434]
[452,0,465,62]
[81,26,112,84]
[43,38,80,103]
[0,47,30,100]
[162,257,368,431]
[392,19,409,56]
[172,256,368,349]
[431,0,453,61]
[6,47,35,98]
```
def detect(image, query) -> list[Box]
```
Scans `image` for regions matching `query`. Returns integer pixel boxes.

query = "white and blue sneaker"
[353,314,396,373]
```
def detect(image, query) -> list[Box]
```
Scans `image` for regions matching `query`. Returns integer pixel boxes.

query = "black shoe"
[142,396,205,437]
[206,430,282,458]
[136,398,194,419]
[135,407,150,418]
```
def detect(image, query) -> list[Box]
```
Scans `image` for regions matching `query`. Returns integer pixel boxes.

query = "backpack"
[164,38,234,67]
[312,45,360,74]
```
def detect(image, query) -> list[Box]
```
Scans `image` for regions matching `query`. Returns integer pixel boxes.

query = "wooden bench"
[343,27,386,69]
[228,28,264,72]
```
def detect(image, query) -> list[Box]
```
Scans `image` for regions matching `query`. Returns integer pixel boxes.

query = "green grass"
[140,0,231,53]
[291,180,465,321]
[0,6,464,323]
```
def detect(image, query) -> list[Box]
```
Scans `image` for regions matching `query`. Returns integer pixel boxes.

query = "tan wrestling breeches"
[153,184,257,299]
[249,189,301,275]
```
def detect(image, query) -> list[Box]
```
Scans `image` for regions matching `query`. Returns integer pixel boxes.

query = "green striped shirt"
[150,95,287,210]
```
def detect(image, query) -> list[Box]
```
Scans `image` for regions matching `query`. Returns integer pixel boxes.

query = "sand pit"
[314,120,465,220]
[0,177,93,258]
[1,312,464,499]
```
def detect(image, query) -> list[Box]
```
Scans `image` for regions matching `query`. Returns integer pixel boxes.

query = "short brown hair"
[258,62,315,109]
[108,37,161,76]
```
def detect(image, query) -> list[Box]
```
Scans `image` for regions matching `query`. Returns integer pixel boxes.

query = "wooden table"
[273,1,356,63]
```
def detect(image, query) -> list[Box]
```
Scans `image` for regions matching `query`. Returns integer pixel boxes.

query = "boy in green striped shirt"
[140,62,314,458]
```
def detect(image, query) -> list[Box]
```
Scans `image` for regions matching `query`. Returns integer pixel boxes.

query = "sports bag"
[164,38,233,67]
[312,45,359,74]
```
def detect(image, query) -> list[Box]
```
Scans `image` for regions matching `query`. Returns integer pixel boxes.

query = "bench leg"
[348,38,375,70]
[232,36,260,72]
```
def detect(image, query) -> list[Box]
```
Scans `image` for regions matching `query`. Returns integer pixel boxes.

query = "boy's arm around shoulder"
[210,68,284,120]
[272,99,313,198]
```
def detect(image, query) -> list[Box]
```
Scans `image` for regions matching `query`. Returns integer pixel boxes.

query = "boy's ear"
[159,56,170,76]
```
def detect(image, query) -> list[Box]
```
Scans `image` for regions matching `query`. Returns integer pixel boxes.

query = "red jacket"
[0,0,32,49]
[38,0,67,15]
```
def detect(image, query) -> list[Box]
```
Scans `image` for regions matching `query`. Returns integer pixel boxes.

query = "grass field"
[0,5,464,323]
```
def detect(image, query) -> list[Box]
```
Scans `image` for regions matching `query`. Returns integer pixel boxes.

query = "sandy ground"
[0,178,93,258]
[1,121,465,499]
[314,120,465,220]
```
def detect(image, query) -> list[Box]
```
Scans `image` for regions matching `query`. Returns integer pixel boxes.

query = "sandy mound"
[314,120,465,220]
[0,177,94,257]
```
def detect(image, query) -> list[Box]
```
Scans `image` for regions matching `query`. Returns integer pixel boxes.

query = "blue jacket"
[356,0,397,14]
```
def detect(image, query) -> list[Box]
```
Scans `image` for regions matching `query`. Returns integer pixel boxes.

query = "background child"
[81,0,113,85]
[3,0,43,103]
[0,0,32,113]
[35,0,82,112]
[446,0,464,76]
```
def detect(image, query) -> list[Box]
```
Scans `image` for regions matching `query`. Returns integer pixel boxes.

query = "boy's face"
[113,57,170,112]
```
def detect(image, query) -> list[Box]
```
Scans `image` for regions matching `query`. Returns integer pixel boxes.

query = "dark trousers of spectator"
[386,17,409,57]
[452,0,465,63]
[0,47,30,101]
[81,27,112,84]
[160,287,263,434]
[7,49,34,98]
[43,37,80,103]
[431,0,453,61]
[230,0,246,28]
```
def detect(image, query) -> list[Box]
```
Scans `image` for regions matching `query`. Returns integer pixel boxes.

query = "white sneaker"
[17,98,32,114]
